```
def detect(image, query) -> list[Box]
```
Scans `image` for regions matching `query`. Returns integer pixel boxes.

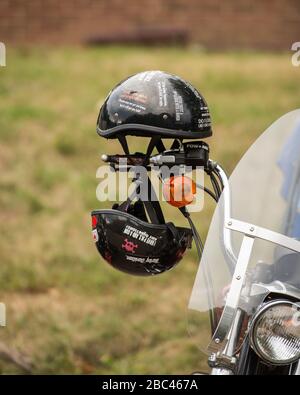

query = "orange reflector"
[163,176,197,208]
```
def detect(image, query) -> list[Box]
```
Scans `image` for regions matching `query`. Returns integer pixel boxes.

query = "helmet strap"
[165,222,180,245]
[144,176,165,224]
[145,136,165,160]
[116,134,167,224]
[117,134,166,159]
[170,139,182,150]
[117,134,130,155]
[116,175,165,225]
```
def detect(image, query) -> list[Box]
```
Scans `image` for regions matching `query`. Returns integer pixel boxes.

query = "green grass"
[0,46,299,374]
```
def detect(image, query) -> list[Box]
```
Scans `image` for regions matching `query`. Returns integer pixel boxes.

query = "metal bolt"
[208,354,217,362]
[163,114,168,120]
[215,338,220,344]
[114,112,119,117]
[250,227,255,232]
[236,275,241,280]
[228,221,232,226]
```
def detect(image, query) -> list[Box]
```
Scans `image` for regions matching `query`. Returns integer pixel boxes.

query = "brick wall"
[0,0,299,50]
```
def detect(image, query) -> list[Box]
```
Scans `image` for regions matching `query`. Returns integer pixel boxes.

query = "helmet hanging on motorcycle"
[97,70,212,141]
[92,71,212,275]
[91,180,193,276]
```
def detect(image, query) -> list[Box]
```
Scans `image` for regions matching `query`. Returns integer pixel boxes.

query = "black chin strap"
[117,134,130,156]
[116,134,167,225]
[143,177,165,224]
[118,134,166,158]
[117,176,165,225]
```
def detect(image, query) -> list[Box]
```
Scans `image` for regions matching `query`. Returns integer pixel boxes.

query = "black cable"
[208,171,218,197]
[213,168,224,191]
[188,216,203,256]
[179,207,204,259]
[210,171,222,199]
[196,183,218,202]
[214,170,224,189]
[180,207,217,333]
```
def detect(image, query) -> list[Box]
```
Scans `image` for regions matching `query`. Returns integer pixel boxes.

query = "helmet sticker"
[123,225,157,246]
[122,239,138,254]
[92,229,99,242]
[198,117,211,129]
[118,98,146,114]
[185,80,202,100]
[120,90,147,104]
[173,90,184,122]
[91,215,98,228]
[157,81,168,107]
[126,255,160,264]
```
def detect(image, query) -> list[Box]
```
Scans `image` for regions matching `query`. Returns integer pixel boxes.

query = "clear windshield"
[188,110,300,361]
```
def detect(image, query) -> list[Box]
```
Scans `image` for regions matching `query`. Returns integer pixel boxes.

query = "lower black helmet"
[97,70,212,140]
[91,198,193,276]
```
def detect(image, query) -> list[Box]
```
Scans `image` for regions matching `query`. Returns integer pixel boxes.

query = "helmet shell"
[91,209,192,276]
[97,71,212,139]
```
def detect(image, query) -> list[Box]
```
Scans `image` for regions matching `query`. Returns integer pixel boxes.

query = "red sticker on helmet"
[92,229,99,242]
[92,215,98,228]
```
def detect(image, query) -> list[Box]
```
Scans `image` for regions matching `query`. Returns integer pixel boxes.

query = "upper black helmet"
[97,70,212,140]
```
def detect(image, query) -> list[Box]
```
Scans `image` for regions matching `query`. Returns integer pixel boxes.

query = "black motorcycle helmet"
[91,194,193,276]
[97,70,212,140]
[92,71,210,276]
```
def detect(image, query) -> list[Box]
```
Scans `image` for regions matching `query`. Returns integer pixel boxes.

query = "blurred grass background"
[0,46,299,374]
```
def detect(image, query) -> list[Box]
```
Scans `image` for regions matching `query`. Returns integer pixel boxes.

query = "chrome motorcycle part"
[249,300,300,365]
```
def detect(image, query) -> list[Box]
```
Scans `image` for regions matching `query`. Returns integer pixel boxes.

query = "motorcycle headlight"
[250,300,300,365]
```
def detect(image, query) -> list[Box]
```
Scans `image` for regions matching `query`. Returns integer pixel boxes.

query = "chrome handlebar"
[213,163,238,271]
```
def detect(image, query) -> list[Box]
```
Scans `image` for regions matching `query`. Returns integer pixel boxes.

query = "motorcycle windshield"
[188,110,300,360]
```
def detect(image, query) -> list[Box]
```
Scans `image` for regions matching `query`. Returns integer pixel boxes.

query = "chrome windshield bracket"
[208,352,237,373]
[226,219,300,253]
[207,235,255,354]
[207,217,300,357]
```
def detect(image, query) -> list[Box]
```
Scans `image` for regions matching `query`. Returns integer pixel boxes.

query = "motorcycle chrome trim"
[209,352,236,374]
[207,217,300,357]
[209,310,243,374]
[250,281,300,300]
[249,299,300,366]
[208,235,255,354]
[211,162,238,270]
[226,219,300,253]
[295,360,300,375]
[225,308,244,356]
